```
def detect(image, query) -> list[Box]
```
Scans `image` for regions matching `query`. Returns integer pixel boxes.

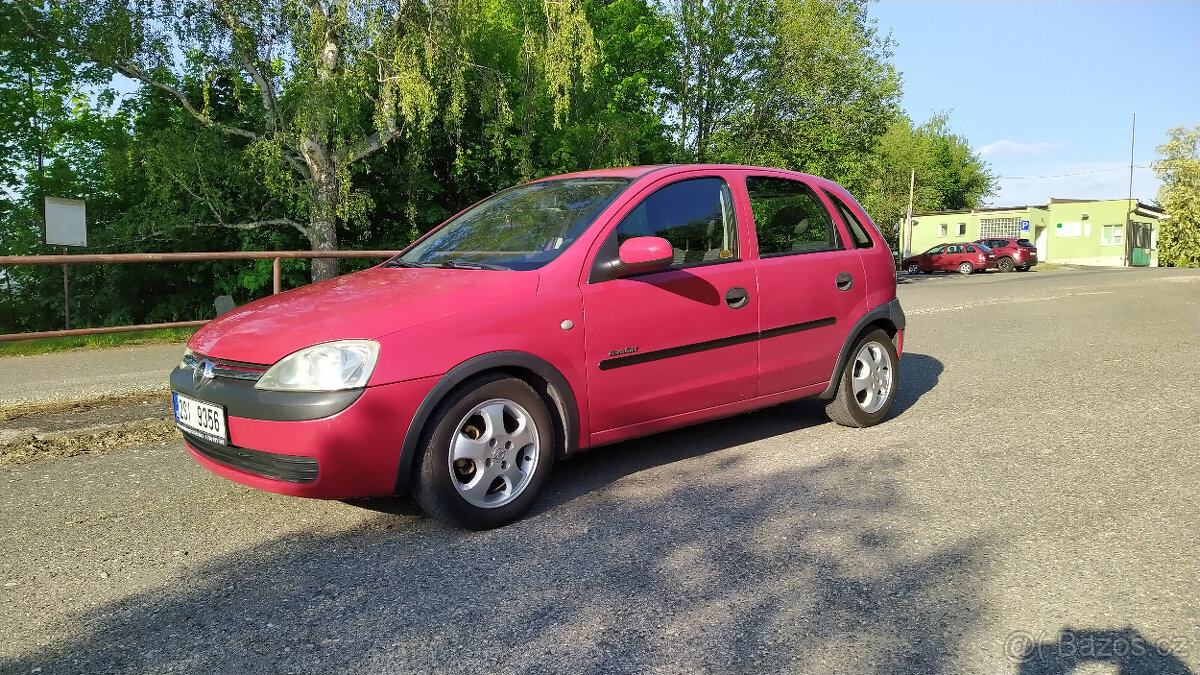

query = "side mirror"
[610,236,673,278]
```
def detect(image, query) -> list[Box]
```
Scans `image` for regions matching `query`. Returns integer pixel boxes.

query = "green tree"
[1153,125,1200,268]
[862,113,995,247]
[12,0,596,281]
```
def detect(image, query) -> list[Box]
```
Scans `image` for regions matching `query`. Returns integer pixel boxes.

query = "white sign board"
[1056,221,1082,238]
[44,197,87,247]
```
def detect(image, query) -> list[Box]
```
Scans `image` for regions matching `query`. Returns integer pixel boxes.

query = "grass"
[0,327,198,357]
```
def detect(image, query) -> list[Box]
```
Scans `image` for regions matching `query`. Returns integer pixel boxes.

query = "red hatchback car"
[902,242,997,275]
[975,237,1038,272]
[171,165,905,529]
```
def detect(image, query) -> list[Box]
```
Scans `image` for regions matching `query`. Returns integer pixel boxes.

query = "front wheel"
[825,329,899,427]
[906,262,921,275]
[414,375,555,529]
[958,261,974,275]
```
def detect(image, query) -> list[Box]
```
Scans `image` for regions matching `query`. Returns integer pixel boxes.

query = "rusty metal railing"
[0,250,401,342]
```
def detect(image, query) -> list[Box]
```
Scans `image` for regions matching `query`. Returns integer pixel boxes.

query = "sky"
[868,0,1200,207]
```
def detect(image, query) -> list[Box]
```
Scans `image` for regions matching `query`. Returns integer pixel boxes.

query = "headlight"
[255,340,380,392]
[180,347,195,369]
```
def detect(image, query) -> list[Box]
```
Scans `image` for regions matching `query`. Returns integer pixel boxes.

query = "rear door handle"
[725,286,750,309]
[835,272,854,291]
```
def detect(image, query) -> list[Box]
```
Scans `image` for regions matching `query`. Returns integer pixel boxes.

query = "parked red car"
[171,165,905,529]
[975,237,1038,272]
[902,242,997,275]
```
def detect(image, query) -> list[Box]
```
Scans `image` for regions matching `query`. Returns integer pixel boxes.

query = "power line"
[997,165,1152,180]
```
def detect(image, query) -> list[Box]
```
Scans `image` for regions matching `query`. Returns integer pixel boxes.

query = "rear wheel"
[414,375,555,529]
[825,329,899,428]
[997,257,1015,272]
[958,261,974,275]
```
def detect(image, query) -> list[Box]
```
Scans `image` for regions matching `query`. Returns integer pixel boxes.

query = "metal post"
[62,258,70,329]
[1126,113,1136,267]
[273,257,282,294]
[904,168,916,259]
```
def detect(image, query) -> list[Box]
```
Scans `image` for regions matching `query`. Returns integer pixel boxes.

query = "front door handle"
[835,272,854,291]
[725,286,750,309]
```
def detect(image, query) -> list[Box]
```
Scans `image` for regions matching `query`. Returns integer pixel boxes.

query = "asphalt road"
[2,267,1198,675]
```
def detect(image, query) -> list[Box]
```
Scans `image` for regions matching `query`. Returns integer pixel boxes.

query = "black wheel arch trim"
[818,298,906,400]
[393,351,580,494]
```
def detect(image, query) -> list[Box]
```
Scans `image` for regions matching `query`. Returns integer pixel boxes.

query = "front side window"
[924,245,944,255]
[746,176,840,256]
[610,177,738,266]
[398,177,630,270]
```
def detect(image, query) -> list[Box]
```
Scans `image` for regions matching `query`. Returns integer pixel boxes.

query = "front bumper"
[171,367,438,498]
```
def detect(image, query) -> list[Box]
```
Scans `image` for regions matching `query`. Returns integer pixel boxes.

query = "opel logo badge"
[194,359,216,388]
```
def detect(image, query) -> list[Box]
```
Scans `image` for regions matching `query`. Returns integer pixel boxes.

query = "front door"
[582,175,758,433]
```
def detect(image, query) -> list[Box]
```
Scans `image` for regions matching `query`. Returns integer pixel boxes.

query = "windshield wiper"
[440,258,510,271]
[383,259,430,268]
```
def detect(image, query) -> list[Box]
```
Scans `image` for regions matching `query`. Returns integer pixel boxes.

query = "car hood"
[189,267,539,364]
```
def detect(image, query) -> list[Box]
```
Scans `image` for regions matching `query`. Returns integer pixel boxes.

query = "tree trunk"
[303,135,341,282]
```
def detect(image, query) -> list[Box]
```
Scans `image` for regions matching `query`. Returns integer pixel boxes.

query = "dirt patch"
[0,390,172,422]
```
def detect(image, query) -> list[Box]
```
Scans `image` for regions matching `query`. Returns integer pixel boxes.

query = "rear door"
[581,172,759,433]
[743,173,867,395]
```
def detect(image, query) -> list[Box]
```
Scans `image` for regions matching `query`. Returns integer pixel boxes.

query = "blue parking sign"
[1020,220,1030,231]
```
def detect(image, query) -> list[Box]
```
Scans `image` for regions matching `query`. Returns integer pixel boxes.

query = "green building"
[901,198,1169,267]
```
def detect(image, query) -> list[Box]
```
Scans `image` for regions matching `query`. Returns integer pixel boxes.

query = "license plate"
[173,392,228,445]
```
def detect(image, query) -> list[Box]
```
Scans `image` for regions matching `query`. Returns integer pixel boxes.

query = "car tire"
[997,257,1015,272]
[906,263,921,275]
[825,329,899,428]
[414,374,555,529]
[957,261,974,275]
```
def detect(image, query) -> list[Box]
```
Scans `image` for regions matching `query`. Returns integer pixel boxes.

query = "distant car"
[171,164,905,529]
[975,237,1038,272]
[902,242,997,275]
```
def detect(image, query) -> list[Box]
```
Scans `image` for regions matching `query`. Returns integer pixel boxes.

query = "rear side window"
[747,177,841,256]
[824,191,874,249]
[965,245,977,253]
[611,177,738,266]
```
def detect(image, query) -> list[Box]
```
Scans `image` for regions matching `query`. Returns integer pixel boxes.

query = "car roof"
[533,164,829,184]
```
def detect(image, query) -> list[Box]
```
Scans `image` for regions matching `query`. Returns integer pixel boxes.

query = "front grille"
[182,431,319,483]
[184,353,268,382]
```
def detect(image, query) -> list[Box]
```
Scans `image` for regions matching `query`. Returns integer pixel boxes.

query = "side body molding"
[393,351,581,494]
[818,298,907,400]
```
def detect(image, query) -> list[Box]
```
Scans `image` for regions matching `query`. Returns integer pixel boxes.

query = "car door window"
[947,245,962,254]
[610,177,738,267]
[746,176,841,256]
[965,245,977,253]
[925,245,944,255]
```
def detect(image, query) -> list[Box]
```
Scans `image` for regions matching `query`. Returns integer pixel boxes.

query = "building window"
[1102,224,1123,246]
[957,222,967,236]
[979,217,1021,239]
[939,223,948,237]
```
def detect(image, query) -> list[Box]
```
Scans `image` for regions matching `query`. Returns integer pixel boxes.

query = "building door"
[1035,226,1048,261]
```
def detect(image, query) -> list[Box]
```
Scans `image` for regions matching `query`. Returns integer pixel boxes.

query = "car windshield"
[393,178,631,271]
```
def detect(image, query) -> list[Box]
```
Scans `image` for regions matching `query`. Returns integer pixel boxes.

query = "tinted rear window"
[1017,239,1035,247]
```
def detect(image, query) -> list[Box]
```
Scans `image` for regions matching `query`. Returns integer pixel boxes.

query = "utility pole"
[904,168,915,259]
[1126,113,1136,267]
